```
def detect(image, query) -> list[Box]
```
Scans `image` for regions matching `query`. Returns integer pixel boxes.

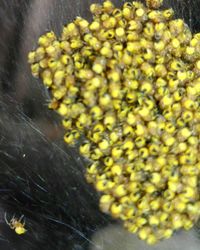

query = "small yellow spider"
[5,213,27,235]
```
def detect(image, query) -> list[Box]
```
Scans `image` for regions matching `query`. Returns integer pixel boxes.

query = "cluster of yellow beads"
[28,0,200,245]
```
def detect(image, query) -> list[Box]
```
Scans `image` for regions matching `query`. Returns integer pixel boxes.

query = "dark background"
[0,0,200,249]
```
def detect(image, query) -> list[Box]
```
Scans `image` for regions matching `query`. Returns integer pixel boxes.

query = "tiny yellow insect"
[146,0,163,9]
[5,213,27,235]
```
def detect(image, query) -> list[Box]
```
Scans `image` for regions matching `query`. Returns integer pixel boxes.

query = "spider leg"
[4,212,10,226]
[19,215,24,223]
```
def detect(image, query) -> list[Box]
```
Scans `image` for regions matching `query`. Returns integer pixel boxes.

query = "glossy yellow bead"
[64,131,79,144]
[183,99,197,110]
[115,27,125,37]
[138,227,150,240]
[172,90,182,101]
[126,223,138,233]
[127,20,141,32]
[136,217,147,228]
[104,114,116,130]
[162,229,173,239]
[126,92,137,103]
[101,158,112,170]
[93,123,104,134]
[175,116,185,128]
[38,35,51,47]
[114,185,127,197]
[123,124,135,136]
[135,124,145,136]
[95,179,108,192]
[127,112,136,125]
[39,58,48,69]
[92,63,104,74]
[98,139,109,150]
[168,181,180,192]
[123,140,134,151]
[139,147,149,158]
[109,71,121,82]
[186,46,195,55]
[111,164,122,176]
[31,63,40,77]
[135,137,146,148]
[110,203,122,217]
[188,136,198,146]
[100,194,113,204]
[100,46,113,58]
[151,172,161,185]
[90,106,103,120]
[111,147,123,160]
[89,21,100,31]
[178,127,191,140]
[54,70,65,85]
[76,18,89,29]
[195,60,200,70]
[62,119,72,129]
[187,202,200,215]
[70,39,83,49]
[163,202,174,212]
[123,207,135,219]
[163,8,174,19]
[154,41,165,51]
[159,212,168,223]
[143,49,154,61]
[172,214,183,229]
[122,7,132,20]
[149,144,159,155]
[160,95,173,107]
[177,71,188,82]
[165,123,175,133]
[177,142,187,152]
[87,162,99,175]
[138,107,150,119]
[141,63,155,77]
[103,0,114,12]
[109,131,119,143]
[28,51,36,64]
[136,8,145,17]
[126,42,141,53]
[171,38,180,48]
[15,227,26,235]
[182,110,193,123]
[175,199,186,212]
[183,186,196,198]
[99,94,112,107]
[183,218,193,230]
[146,234,158,245]
[130,192,140,202]
[80,142,91,157]
[155,64,167,77]
[57,103,69,116]
[164,136,175,146]
[149,215,159,226]
[150,199,161,211]
[145,183,156,194]
[127,181,138,192]
[126,149,138,161]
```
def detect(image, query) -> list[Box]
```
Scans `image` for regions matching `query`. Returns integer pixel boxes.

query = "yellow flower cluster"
[28,0,200,245]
